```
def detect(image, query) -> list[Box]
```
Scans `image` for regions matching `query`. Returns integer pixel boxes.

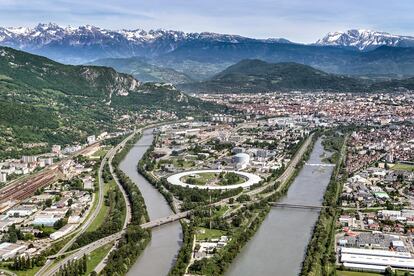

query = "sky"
[0,0,413,43]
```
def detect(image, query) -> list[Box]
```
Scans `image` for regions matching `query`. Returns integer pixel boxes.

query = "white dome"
[233,153,250,164]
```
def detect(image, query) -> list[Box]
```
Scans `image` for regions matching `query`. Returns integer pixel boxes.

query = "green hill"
[180,59,368,93]
[88,57,193,84]
[0,47,219,158]
[370,77,414,91]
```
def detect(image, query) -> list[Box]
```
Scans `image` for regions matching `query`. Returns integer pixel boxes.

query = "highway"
[42,124,314,275]
[248,133,314,196]
[43,123,176,275]
[36,129,143,276]
[35,146,114,276]
[43,211,190,275]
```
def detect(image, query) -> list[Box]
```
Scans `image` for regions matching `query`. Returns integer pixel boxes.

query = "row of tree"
[55,255,87,276]
[101,132,151,274]
[300,132,346,276]
[9,255,46,270]
[70,177,125,249]
[169,223,195,276]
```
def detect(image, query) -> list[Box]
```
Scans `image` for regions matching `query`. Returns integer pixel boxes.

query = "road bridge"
[270,202,328,210]
[47,210,191,261]
[305,163,335,167]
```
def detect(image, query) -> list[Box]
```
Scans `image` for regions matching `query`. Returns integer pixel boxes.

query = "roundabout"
[166,169,262,190]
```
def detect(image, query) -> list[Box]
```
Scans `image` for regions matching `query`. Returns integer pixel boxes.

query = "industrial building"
[339,247,414,272]
[0,242,27,260]
[50,224,77,240]
[6,205,38,217]
[232,153,250,170]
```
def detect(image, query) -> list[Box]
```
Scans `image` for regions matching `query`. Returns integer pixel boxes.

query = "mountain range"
[88,57,193,84]
[179,59,414,93]
[0,23,290,64]
[0,46,219,158]
[315,29,414,50]
[2,23,414,79]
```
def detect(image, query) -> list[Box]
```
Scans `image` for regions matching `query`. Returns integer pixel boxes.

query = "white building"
[52,145,61,154]
[39,158,53,166]
[340,247,414,272]
[0,242,27,260]
[32,215,61,227]
[22,155,37,163]
[232,153,250,170]
[0,173,6,183]
[6,205,37,217]
[87,135,96,145]
[50,224,77,240]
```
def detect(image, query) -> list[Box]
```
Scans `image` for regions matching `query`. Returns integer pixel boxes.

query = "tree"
[45,198,53,207]
[82,254,87,273]
[384,267,394,276]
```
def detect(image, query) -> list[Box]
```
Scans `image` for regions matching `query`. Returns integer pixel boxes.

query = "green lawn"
[91,147,109,159]
[85,242,114,275]
[173,159,196,168]
[213,206,229,218]
[0,266,42,276]
[181,172,217,185]
[391,163,414,172]
[86,179,115,232]
[196,227,226,241]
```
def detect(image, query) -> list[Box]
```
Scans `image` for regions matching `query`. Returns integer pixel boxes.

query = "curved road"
[42,128,314,276]
[36,130,138,276]
[35,146,112,276]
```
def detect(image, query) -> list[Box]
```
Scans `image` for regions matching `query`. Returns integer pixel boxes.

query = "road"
[43,210,191,276]
[35,129,143,276]
[248,133,314,196]
[44,123,177,275]
[35,146,114,276]
[43,124,313,275]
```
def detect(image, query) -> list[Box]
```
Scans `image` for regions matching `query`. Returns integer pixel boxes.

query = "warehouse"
[339,247,414,272]
[0,242,27,260]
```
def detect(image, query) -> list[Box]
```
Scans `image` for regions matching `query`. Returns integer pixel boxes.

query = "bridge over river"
[270,202,328,210]
[305,163,335,167]
[47,210,191,262]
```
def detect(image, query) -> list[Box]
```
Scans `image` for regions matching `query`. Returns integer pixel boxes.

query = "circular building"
[232,153,250,169]
[166,169,261,190]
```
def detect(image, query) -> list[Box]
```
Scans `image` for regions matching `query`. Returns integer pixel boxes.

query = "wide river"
[226,138,334,276]
[120,129,182,276]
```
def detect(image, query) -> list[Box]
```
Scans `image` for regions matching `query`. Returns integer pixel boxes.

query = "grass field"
[181,172,217,185]
[85,242,114,275]
[196,227,226,241]
[91,147,109,159]
[391,163,414,172]
[86,179,116,232]
[172,158,196,168]
[0,266,42,276]
[213,206,229,218]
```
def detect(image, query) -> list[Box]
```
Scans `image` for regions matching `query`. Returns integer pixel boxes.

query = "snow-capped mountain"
[315,29,414,50]
[0,23,290,63]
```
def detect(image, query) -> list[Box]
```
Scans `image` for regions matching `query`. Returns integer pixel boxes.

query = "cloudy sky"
[0,0,413,43]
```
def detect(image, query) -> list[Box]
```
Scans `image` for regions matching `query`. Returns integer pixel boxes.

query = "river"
[119,129,182,276]
[226,138,334,276]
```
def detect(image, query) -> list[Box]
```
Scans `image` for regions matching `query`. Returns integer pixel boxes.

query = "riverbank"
[99,131,151,275]
[226,136,333,276]
[300,131,348,276]
[119,129,182,276]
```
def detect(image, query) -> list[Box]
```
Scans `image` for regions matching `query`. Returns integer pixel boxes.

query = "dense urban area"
[0,90,411,276]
